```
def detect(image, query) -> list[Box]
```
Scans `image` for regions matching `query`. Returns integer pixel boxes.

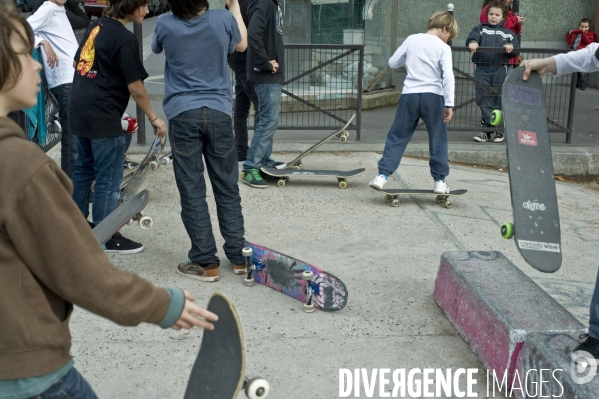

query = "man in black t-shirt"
[69,0,166,254]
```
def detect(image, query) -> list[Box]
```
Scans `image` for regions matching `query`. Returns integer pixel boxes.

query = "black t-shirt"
[69,17,148,139]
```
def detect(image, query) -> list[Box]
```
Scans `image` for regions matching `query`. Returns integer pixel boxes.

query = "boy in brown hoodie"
[0,2,217,397]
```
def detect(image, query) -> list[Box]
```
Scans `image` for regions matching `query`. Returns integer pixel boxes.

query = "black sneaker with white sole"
[103,232,144,254]
[572,334,599,364]
[493,132,505,143]
[473,132,491,142]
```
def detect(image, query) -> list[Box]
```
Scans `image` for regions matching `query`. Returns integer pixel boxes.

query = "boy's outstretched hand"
[520,57,557,80]
[171,290,219,331]
[444,107,453,123]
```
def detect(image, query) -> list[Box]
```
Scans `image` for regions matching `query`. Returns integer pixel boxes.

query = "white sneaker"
[369,174,388,190]
[434,179,450,194]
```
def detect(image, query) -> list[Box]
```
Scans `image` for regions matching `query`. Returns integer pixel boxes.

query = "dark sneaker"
[580,83,587,91]
[473,132,491,142]
[177,260,220,282]
[231,262,246,275]
[103,232,144,254]
[242,168,267,188]
[572,334,599,364]
[493,132,505,143]
[259,169,278,180]
[124,157,139,169]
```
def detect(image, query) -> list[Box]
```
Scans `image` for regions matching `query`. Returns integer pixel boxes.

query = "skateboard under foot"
[242,242,348,312]
[183,292,269,399]
[372,187,468,208]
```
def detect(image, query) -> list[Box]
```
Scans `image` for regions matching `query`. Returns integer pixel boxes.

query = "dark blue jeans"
[243,83,281,170]
[30,367,98,399]
[232,68,258,162]
[169,107,245,265]
[589,268,599,339]
[50,84,77,179]
[378,93,449,181]
[72,135,126,225]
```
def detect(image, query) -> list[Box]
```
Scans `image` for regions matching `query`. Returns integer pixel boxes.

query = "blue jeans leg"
[50,84,77,179]
[243,83,281,170]
[169,108,245,265]
[419,93,449,181]
[33,367,98,399]
[72,135,125,225]
[588,268,599,339]
[233,69,258,161]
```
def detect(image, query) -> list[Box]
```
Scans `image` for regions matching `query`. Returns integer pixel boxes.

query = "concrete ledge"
[362,89,400,110]
[516,333,599,399]
[434,251,584,387]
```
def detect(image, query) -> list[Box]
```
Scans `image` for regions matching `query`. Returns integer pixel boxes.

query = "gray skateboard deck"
[274,114,356,170]
[183,292,269,399]
[260,167,366,188]
[501,67,561,273]
[374,187,468,208]
[92,189,151,245]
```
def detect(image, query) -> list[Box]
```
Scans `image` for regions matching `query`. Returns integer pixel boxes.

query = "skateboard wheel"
[338,181,347,189]
[302,270,314,280]
[244,278,255,287]
[391,199,400,207]
[242,247,253,257]
[339,135,347,142]
[444,201,452,209]
[277,179,286,188]
[293,165,301,170]
[149,161,158,170]
[139,216,153,229]
[385,194,391,203]
[245,377,270,399]
[490,110,503,126]
[501,222,514,239]
[303,302,316,313]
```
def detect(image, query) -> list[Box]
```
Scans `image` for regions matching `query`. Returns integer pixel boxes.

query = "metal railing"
[411,47,576,143]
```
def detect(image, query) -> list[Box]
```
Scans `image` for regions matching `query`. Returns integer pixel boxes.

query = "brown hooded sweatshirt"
[0,117,170,380]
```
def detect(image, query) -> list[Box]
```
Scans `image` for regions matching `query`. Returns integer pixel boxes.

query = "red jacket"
[480,6,522,35]
[566,29,597,50]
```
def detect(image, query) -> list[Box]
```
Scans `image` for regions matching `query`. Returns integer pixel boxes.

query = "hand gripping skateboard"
[372,187,468,208]
[183,292,269,399]
[119,136,167,205]
[274,114,356,170]
[499,67,562,273]
[92,189,152,245]
[260,167,366,189]
[242,242,348,312]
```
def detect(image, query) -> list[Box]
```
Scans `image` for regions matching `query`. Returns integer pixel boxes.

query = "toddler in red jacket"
[566,18,597,90]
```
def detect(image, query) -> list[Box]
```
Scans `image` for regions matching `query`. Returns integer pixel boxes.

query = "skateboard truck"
[242,247,264,287]
[126,212,153,229]
[302,270,318,313]
[149,154,172,170]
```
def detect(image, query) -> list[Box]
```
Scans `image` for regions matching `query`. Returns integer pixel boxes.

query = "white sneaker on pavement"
[369,174,388,190]
[433,179,450,194]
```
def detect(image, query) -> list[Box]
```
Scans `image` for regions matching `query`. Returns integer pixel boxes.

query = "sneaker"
[493,132,505,143]
[369,173,388,190]
[473,132,491,142]
[177,260,219,282]
[571,334,599,364]
[231,262,246,275]
[103,232,144,254]
[434,179,450,194]
[242,168,267,188]
[580,83,587,91]
[274,162,287,170]
[124,157,139,169]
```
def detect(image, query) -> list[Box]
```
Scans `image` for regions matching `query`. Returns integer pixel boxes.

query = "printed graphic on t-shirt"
[77,24,100,78]
[276,3,283,34]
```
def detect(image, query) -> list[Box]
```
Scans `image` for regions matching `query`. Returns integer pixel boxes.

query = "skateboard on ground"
[119,136,167,205]
[260,167,366,189]
[274,114,356,170]
[183,292,269,399]
[498,67,562,273]
[242,242,348,312]
[372,187,468,208]
[92,189,152,245]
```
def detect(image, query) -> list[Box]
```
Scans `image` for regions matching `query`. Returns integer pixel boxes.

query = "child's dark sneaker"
[493,132,505,143]
[242,168,267,188]
[124,157,139,169]
[177,260,220,282]
[231,262,246,275]
[474,132,491,142]
[572,334,599,364]
[103,232,144,254]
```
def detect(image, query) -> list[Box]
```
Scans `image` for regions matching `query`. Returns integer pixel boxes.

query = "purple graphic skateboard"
[242,242,348,312]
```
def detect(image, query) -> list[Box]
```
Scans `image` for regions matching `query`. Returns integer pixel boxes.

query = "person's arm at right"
[226,0,247,52]
[521,43,599,80]
[247,1,272,71]
[128,80,166,138]
[7,162,216,329]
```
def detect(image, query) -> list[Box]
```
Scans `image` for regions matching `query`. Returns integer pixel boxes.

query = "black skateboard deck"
[373,187,468,208]
[500,67,561,273]
[92,189,151,245]
[274,114,355,170]
[260,167,366,188]
[119,136,167,205]
[183,292,269,399]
